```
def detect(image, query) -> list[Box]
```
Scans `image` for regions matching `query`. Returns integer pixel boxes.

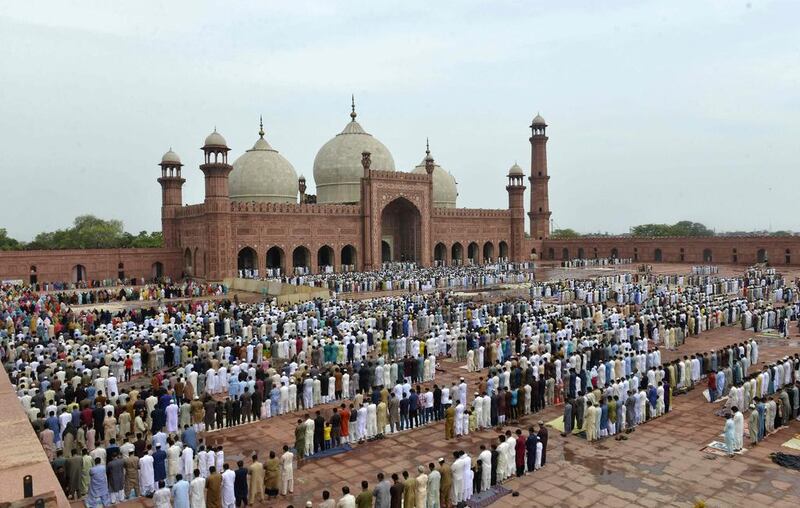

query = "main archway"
[317,245,334,273]
[380,197,422,263]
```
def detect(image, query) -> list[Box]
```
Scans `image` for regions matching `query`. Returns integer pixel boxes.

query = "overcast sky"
[1,1,797,240]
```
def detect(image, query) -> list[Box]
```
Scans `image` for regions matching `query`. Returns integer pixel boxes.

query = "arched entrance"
[610,248,619,259]
[499,241,509,260]
[562,247,569,260]
[577,247,585,259]
[266,246,285,275]
[29,266,37,285]
[237,247,258,277]
[547,247,555,260]
[341,245,356,271]
[467,242,479,264]
[483,242,494,263]
[703,248,713,263]
[381,241,392,263]
[117,262,125,280]
[317,245,334,273]
[183,248,193,276]
[292,246,311,273]
[434,243,447,265]
[757,248,767,263]
[451,243,464,266]
[380,197,422,263]
[72,264,87,283]
[654,248,662,262]
[152,262,164,279]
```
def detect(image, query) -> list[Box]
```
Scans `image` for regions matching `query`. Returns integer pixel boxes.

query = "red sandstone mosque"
[0,104,797,284]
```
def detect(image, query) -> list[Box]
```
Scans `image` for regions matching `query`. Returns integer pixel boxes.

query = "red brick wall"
[0,248,182,284]
[541,236,800,265]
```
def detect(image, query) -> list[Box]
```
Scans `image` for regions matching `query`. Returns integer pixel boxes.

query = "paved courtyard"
[106,326,800,508]
[78,262,800,508]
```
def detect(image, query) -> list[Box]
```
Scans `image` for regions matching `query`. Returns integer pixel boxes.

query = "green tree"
[0,228,22,250]
[551,228,580,238]
[631,221,714,237]
[24,215,162,249]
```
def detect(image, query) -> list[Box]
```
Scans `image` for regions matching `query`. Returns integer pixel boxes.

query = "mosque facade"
[1,105,798,285]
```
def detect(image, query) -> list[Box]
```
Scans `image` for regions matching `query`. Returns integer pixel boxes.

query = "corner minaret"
[507,163,526,262]
[528,113,551,240]
[157,149,185,248]
[199,129,233,280]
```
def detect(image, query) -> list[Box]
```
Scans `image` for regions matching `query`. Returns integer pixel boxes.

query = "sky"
[1,0,798,240]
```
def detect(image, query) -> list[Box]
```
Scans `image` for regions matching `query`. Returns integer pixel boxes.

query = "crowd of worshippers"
[296,421,548,508]
[560,257,633,268]
[47,426,301,508]
[4,264,800,503]
[247,263,535,295]
[31,281,228,307]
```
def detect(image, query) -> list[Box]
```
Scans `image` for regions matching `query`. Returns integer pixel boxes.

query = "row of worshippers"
[304,422,548,508]
[54,424,298,506]
[263,263,534,294]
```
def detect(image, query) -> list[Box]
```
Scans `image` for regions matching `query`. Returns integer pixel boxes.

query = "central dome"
[313,105,395,203]
[229,125,298,204]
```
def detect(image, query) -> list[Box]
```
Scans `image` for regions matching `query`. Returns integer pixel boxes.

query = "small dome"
[531,113,546,126]
[508,163,524,176]
[204,130,228,147]
[229,131,297,204]
[313,107,395,204]
[412,151,457,208]
[161,149,181,164]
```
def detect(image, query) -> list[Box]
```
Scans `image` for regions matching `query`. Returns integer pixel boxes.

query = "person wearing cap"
[748,403,759,446]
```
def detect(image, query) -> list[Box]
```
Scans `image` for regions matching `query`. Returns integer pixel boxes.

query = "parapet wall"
[541,235,800,265]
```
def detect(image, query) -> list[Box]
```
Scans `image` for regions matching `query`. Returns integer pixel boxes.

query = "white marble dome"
[229,131,298,204]
[412,151,458,208]
[531,113,546,126]
[204,130,227,147]
[313,109,395,204]
[508,163,524,176]
[161,149,181,164]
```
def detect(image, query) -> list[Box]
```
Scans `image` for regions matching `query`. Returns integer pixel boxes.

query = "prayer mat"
[303,443,353,460]
[466,485,512,507]
[781,435,800,451]
[545,416,584,438]
[701,441,746,457]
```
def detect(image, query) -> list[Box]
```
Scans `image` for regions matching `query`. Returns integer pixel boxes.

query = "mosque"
[0,101,797,285]
[155,101,546,281]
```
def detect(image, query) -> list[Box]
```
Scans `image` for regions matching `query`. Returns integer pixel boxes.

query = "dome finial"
[258,115,265,138]
[425,137,430,156]
[350,94,357,121]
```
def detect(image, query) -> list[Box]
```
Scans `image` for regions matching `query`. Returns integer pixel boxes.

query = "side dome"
[229,128,298,204]
[313,106,395,203]
[508,163,524,176]
[161,149,181,164]
[531,113,546,126]
[204,130,227,147]
[412,149,457,208]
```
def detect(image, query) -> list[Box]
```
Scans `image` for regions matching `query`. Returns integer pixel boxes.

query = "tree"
[0,228,22,250]
[24,215,162,249]
[631,221,714,237]
[551,228,580,238]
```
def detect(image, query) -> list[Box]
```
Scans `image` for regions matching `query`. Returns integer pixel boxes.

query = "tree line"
[551,221,795,238]
[0,215,162,250]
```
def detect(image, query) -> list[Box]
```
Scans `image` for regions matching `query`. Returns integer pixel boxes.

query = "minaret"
[199,129,233,280]
[507,163,526,262]
[157,149,184,249]
[528,113,551,240]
